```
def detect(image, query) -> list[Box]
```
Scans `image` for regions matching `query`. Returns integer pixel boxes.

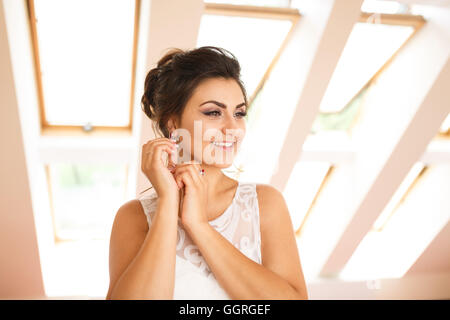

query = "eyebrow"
[199,100,246,109]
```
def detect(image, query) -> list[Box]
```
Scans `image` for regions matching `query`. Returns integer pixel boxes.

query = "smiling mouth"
[211,141,235,148]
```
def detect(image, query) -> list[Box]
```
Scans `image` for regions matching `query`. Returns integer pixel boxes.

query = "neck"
[199,163,230,197]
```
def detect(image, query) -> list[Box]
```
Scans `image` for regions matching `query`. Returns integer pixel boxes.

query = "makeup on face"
[199,100,246,153]
[199,100,247,119]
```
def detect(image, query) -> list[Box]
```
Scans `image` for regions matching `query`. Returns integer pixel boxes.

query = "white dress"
[138,181,262,299]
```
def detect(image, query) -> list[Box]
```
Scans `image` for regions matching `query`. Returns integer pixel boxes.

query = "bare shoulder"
[255,184,286,212]
[255,183,308,299]
[255,183,284,202]
[107,199,149,299]
[112,199,149,235]
[255,184,287,230]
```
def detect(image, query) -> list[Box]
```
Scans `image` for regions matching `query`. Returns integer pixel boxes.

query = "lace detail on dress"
[138,181,262,299]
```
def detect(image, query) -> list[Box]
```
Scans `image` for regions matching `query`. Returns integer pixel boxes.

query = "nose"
[221,114,244,142]
[224,110,241,128]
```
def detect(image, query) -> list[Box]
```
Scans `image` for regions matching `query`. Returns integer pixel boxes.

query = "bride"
[106,46,308,300]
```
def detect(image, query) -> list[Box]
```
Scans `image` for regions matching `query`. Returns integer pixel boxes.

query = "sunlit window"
[340,163,450,280]
[204,0,292,8]
[283,161,332,233]
[372,162,425,231]
[198,4,300,183]
[311,16,421,134]
[47,163,128,241]
[197,4,296,104]
[361,0,408,14]
[30,0,138,129]
[439,113,450,135]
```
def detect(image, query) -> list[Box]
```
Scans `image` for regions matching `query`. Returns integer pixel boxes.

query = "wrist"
[158,192,180,204]
[184,220,211,239]
[156,195,179,215]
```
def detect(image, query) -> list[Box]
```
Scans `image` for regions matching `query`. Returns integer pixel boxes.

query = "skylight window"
[47,163,128,241]
[311,14,423,134]
[439,113,450,135]
[284,161,332,233]
[197,4,295,103]
[319,22,414,114]
[203,0,292,8]
[361,0,407,14]
[340,163,450,280]
[29,0,138,130]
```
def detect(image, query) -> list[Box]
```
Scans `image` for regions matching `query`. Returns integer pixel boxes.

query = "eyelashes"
[203,110,247,118]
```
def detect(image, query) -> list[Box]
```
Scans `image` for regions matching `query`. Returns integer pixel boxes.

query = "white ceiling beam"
[0,0,45,299]
[270,0,364,191]
[135,0,204,197]
[296,137,450,164]
[405,221,450,275]
[38,136,134,164]
[320,7,450,276]
[420,139,450,164]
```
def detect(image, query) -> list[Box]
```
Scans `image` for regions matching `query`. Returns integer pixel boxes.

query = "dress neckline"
[208,180,240,224]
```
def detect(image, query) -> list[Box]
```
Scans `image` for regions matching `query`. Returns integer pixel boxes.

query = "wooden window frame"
[26,0,141,137]
[371,165,428,233]
[296,12,427,237]
[204,3,301,106]
[45,163,129,243]
[318,12,426,116]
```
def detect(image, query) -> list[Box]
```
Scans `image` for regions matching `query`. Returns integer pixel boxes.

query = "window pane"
[34,0,136,126]
[48,163,127,240]
[311,85,370,133]
[372,162,425,231]
[319,22,414,114]
[440,113,450,134]
[197,14,292,99]
[361,0,406,14]
[340,164,450,280]
[204,0,292,8]
[284,161,331,231]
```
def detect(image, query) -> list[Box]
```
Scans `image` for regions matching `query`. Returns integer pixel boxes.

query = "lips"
[212,141,234,147]
[210,137,237,143]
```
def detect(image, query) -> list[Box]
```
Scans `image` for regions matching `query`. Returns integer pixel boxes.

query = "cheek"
[200,124,220,143]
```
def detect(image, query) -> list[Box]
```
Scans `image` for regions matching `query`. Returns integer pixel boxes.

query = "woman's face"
[174,77,247,168]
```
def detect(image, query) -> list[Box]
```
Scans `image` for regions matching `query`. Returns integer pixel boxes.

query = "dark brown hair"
[141,46,248,138]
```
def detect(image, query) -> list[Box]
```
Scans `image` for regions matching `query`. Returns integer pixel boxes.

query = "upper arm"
[106,199,149,299]
[256,184,308,299]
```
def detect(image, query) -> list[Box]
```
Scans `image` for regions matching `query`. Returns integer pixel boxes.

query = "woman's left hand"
[171,161,208,232]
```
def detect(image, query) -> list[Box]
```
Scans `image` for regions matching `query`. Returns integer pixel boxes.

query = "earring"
[170,131,180,146]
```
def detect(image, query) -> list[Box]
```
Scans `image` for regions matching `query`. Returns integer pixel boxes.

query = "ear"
[166,117,178,133]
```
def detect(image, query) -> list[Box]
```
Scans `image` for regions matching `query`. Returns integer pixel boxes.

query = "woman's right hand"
[141,137,179,200]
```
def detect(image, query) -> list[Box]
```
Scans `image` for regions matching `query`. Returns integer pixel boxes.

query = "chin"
[200,156,234,168]
[211,161,234,169]
[200,145,239,168]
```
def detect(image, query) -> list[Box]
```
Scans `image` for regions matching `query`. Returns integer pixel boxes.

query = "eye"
[203,110,247,118]
[204,111,221,117]
[235,111,247,118]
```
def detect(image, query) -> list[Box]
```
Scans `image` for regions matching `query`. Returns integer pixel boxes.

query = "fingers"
[143,138,176,156]
[172,162,204,189]
[174,170,193,190]
[184,163,203,186]
[141,138,177,169]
